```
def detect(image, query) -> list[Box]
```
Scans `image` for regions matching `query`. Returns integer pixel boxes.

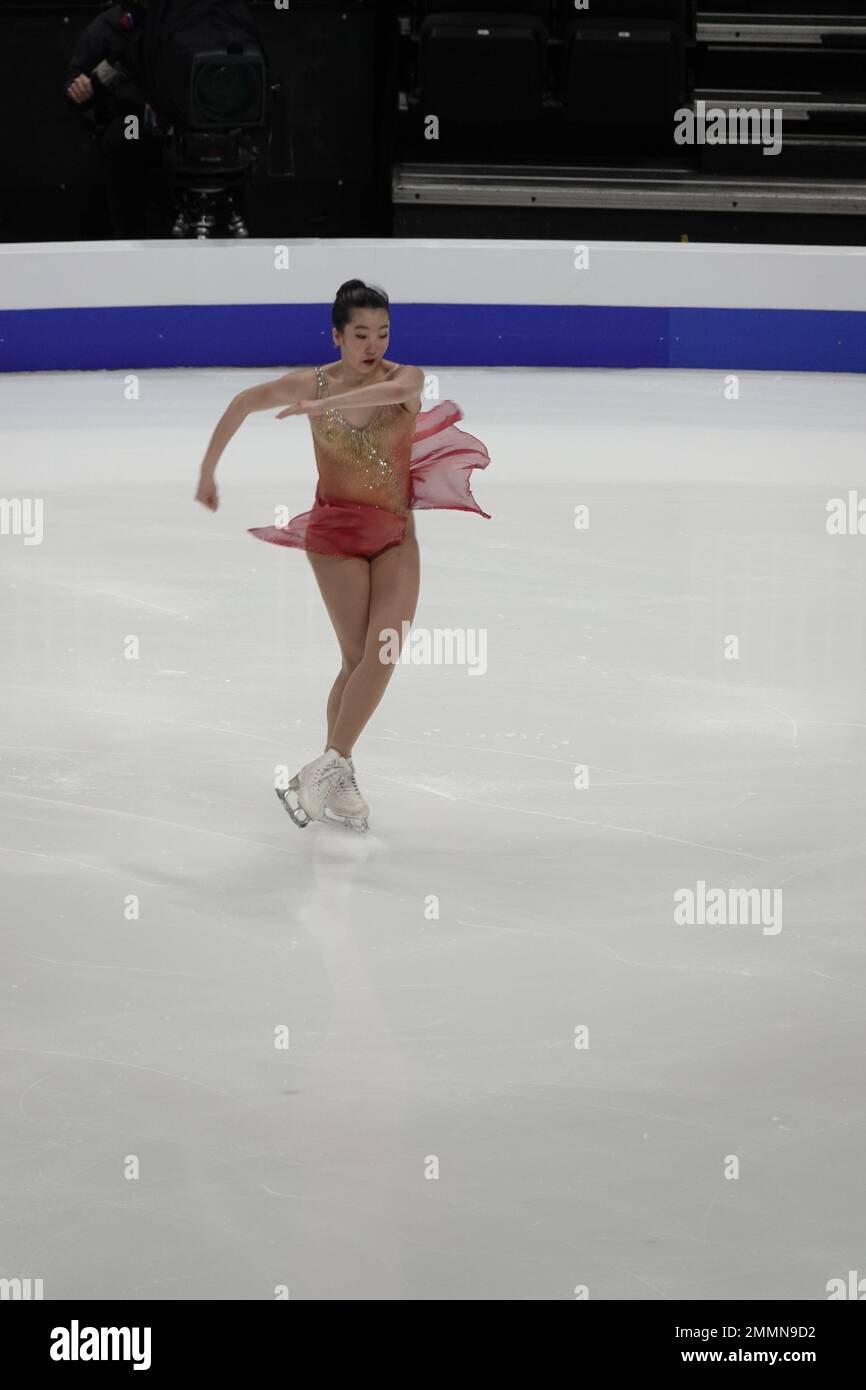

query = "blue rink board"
[2,302,866,372]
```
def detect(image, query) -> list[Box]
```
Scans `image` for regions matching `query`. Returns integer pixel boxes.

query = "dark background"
[4,0,866,243]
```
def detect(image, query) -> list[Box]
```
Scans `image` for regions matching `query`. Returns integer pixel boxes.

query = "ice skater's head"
[331,279,390,374]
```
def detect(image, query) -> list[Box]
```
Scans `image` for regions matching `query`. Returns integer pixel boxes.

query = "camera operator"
[64,2,165,236]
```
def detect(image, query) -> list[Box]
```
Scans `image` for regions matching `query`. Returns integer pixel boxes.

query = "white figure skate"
[276,747,348,828]
[323,755,370,833]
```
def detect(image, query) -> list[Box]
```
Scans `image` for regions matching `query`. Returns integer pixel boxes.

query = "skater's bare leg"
[323,668,352,749]
[305,551,371,755]
[329,521,420,755]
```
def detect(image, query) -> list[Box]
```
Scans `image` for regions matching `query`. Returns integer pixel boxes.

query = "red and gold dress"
[248,364,491,559]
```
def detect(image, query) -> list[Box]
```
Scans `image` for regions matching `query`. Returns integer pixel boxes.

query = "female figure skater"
[194,279,490,832]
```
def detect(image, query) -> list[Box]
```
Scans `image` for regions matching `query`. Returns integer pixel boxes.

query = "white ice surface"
[1,364,865,1300]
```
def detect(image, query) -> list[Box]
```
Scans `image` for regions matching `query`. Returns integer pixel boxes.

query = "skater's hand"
[275,399,326,420]
[67,74,94,104]
[195,476,219,511]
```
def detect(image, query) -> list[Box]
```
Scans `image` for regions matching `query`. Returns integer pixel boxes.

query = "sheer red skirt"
[248,401,491,560]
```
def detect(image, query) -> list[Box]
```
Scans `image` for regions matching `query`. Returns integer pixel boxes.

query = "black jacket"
[64,4,148,117]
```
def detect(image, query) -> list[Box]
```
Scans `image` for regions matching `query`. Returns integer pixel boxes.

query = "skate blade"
[322,808,369,834]
[275,784,312,828]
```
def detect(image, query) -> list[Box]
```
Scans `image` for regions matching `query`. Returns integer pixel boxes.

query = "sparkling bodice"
[309,364,416,515]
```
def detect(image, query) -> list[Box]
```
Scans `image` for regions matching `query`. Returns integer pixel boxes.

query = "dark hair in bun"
[332,279,390,333]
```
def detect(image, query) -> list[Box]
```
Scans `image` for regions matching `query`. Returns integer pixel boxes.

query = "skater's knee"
[360,632,402,675]
[340,649,364,675]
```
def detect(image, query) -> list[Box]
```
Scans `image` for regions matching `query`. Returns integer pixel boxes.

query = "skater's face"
[334,309,390,373]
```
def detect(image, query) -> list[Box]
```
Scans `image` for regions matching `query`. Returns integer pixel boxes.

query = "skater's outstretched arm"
[194,368,317,512]
[236,366,319,415]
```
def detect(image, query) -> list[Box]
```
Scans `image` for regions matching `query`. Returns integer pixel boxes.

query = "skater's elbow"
[229,391,252,421]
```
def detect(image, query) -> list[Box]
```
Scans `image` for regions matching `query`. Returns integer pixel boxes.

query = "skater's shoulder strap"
[314,365,328,399]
